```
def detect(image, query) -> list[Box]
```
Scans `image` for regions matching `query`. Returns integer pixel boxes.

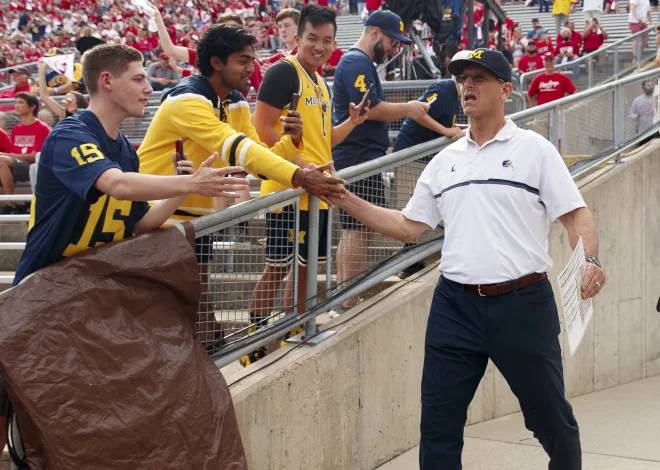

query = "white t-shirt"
[629,0,651,23]
[402,120,585,284]
[583,0,602,11]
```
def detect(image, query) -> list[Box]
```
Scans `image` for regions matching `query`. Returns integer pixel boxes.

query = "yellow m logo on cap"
[400,21,405,32]
[468,50,484,60]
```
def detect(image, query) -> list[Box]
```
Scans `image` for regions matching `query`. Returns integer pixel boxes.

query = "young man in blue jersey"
[393,78,464,278]
[13,44,249,285]
[3,44,252,453]
[1,43,250,453]
[332,10,430,307]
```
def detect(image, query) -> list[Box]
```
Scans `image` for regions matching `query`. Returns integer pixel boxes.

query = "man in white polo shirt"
[330,49,606,470]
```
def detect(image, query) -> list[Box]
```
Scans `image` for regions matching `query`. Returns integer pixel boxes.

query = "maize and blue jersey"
[393,79,461,152]
[14,110,149,285]
[332,48,388,171]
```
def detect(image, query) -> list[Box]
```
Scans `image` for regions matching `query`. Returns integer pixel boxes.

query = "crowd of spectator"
[0,0,299,70]
[448,4,603,89]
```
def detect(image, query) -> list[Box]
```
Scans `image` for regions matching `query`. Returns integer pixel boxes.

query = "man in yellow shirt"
[249,5,368,356]
[138,26,346,350]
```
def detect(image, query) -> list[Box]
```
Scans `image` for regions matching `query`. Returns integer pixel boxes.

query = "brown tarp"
[0,226,247,469]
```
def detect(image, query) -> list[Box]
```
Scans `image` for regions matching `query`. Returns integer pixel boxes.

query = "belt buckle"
[477,284,487,297]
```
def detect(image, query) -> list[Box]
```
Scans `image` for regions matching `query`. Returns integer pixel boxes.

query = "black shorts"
[10,159,30,182]
[265,206,328,266]
[339,174,385,230]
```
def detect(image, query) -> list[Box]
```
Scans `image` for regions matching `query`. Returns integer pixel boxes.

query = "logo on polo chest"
[502,159,514,169]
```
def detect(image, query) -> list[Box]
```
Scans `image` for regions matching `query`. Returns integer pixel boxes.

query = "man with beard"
[332,10,430,309]
[138,26,346,351]
[628,79,657,134]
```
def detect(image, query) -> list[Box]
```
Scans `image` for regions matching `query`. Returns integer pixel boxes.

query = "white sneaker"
[327,309,341,319]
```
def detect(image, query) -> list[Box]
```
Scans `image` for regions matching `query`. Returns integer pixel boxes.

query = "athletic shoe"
[239,346,268,367]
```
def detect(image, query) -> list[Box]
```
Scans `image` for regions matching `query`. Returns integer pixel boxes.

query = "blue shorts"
[265,206,328,267]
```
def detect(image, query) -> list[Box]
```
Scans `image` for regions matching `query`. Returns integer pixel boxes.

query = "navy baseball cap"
[448,48,512,83]
[365,10,411,44]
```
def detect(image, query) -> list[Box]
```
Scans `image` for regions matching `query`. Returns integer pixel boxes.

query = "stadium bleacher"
[504,1,649,50]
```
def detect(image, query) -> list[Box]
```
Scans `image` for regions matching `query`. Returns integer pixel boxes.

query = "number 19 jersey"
[14,110,149,285]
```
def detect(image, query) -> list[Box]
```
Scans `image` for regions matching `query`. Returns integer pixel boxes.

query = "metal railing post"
[613,47,619,78]
[549,106,561,151]
[587,57,594,89]
[325,208,333,297]
[304,195,321,338]
[613,85,625,149]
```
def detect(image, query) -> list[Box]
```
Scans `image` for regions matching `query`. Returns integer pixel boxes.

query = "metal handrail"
[211,123,660,367]
[516,67,659,118]
[518,23,658,91]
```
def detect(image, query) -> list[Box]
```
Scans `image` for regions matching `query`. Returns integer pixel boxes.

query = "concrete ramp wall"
[226,139,660,470]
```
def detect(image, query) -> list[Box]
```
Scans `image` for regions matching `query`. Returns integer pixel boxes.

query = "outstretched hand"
[186,152,250,198]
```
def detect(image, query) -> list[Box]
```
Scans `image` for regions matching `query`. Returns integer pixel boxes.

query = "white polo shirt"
[402,119,585,284]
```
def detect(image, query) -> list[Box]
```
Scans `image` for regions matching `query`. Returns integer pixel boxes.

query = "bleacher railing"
[0,62,41,90]
[518,23,658,92]
[189,68,659,367]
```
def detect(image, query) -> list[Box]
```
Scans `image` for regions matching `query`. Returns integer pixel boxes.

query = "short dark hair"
[82,44,143,95]
[196,26,257,77]
[276,8,300,25]
[297,4,336,38]
[71,91,89,109]
[642,79,655,90]
[16,92,39,116]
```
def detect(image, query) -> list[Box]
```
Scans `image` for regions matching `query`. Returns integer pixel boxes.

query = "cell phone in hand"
[289,92,300,112]
[175,138,185,175]
[356,83,374,116]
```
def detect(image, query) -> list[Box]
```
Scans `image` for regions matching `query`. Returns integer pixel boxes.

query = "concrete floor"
[377,375,660,470]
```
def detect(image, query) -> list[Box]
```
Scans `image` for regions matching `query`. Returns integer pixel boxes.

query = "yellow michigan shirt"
[138,75,302,217]
[257,55,332,210]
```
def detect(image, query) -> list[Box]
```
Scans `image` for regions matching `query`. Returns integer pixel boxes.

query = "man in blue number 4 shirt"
[1,44,249,452]
[393,76,465,278]
[332,9,430,308]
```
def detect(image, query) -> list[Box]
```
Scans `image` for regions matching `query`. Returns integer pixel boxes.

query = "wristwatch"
[585,256,602,268]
